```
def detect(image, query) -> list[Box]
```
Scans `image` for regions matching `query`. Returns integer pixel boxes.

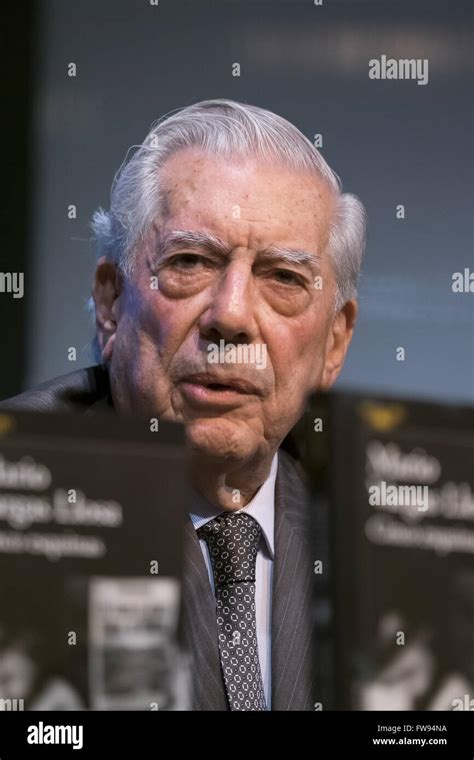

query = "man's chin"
[184,416,256,464]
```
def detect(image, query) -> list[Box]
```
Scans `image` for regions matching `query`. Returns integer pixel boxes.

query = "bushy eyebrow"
[157,229,321,275]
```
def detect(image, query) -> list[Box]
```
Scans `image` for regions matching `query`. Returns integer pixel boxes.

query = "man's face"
[96,148,355,466]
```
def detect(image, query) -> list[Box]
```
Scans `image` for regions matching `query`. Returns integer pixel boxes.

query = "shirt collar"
[189,452,278,559]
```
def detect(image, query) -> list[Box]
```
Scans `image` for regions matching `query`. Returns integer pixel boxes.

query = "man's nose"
[199,260,258,344]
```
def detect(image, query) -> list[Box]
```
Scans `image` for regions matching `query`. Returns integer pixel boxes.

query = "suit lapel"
[181,517,228,710]
[271,451,316,710]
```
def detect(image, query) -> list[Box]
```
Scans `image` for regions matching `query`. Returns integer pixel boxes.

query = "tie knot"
[198,512,261,585]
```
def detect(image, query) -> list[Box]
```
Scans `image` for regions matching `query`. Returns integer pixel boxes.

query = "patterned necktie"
[198,512,267,711]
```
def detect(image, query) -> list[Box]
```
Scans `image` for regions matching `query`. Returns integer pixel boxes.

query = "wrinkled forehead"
[155,148,336,255]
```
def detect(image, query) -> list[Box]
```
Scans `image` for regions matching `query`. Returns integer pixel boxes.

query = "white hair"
[91,98,366,316]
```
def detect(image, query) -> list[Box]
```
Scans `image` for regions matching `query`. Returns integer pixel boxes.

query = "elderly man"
[2,99,366,711]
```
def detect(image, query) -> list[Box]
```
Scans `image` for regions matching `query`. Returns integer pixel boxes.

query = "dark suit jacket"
[1,365,316,710]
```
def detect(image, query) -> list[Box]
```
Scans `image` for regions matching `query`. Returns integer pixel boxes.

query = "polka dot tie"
[198,512,267,711]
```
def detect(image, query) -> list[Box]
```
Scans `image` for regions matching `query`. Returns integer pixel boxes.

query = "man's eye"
[169,253,205,269]
[272,269,304,286]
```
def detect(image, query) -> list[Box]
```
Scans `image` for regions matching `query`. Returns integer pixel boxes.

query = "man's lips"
[179,373,262,405]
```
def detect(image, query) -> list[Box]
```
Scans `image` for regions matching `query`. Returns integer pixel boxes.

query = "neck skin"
[189,448,276,511]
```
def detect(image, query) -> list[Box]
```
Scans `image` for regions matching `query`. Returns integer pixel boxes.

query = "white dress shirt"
[189,453,278,709]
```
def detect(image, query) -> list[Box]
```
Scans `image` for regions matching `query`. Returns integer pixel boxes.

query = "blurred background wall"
[2,0,472,403]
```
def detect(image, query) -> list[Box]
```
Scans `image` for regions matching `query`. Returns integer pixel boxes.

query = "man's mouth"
[180,373,261,406]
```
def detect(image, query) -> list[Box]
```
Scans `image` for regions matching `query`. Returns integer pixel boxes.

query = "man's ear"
[320,299,358,391]
[92,257,123,362]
